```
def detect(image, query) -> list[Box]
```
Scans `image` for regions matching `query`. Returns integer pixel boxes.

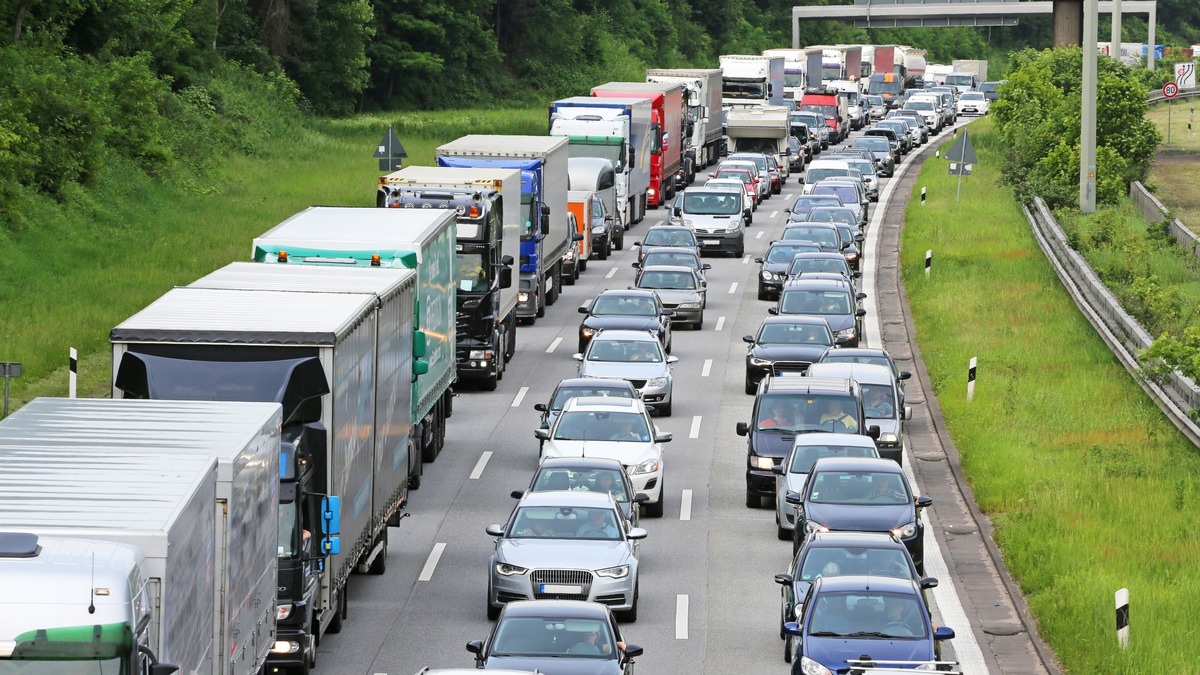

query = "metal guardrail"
[1147,90,1200,105]
[1023,197,1200,447]
[1129,181,1200,260]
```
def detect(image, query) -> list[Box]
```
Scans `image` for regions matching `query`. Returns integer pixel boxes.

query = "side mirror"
[916,495,934,509]
[485,524,504,537]
[784,209,791,214]
[783,621,802,637]
[753,257,764,264]
[735,421,749,436]
[856,292,867,300]
[771,464,785,475]
[934,626,956,641]
[851,271,862,278]
[633,241,641,247]
[774,573,794,586]
[899,370,912,380]
[742,335,755,344]
[920,576,939,589]
[572,232,585,241]
[655,432,673,443]
[623,644,645,659]
[855,234,865,243]
[605,215,614,223]
[784,490,802,505]
[510,490,525,499]
[867,425,881,439]
[631,262,640,269]
[540,204,551,235]
[633,492,651,504]
[499,266,513,289]
[628,148,637,169]
[466,639,484,655]
[768,308,779,316]
[667,355,679,364]
[662,309,675,317]
[841,242,850,250]
[534,428,550,440]
[904,405,912,421]
[578,305,590,314]
[855,309,867,318]
[149,665,179,675]
[572,353,584,361]
[534,403,548,412]
[701,264,712,271]
[627,527,648,540]
[501,254,514,266]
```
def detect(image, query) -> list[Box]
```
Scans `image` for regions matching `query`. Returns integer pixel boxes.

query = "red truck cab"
[799,92,846,143]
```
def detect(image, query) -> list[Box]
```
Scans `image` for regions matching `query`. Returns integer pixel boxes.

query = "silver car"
[772,433,879,540]
[806,362,911,466]
[485,490,646,621]
[574,330,678,416]
[635,265,706,329]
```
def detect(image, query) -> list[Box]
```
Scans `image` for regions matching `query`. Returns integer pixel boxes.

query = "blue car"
[784,575,955,673]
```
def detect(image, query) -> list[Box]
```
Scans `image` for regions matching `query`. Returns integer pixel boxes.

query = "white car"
[773,433,880,540]
[956,91,990,116]
[537,396,672,517]
[705,178,756,221]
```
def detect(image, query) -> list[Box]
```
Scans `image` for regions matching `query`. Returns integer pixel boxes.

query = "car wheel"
[784,634,793,663]
[486,591,500,621]
[659,400,672,417]
[579,257,588,272]
[777,524,790,541]
[694,314,703,330]
[645,490,665,518]
[599,242,609,261]
[614,232,624,251]
[757,284,768,301]
[745,492,760,509]
[481,372,498,392]
[616,584,639,623]
[745,375,757,395]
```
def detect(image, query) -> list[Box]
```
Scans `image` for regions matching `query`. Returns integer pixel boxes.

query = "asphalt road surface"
[314,119,1040,675]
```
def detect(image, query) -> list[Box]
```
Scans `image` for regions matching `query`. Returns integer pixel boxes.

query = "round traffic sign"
[1163,82,1179,98]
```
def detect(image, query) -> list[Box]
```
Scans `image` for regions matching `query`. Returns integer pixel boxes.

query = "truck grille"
[531,569,593,600]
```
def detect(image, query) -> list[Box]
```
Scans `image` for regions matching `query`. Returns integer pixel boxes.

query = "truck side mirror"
[540,204,551,235]
[502,255,515,266]
[572,232,585,242]
[413,329,428,358]
[321,496,342,555]
[629,148,636,168]
[499,266,513,289]
[413,360,430,376]
[150,664,180,675]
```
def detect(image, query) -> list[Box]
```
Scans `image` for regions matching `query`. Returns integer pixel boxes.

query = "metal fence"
[1023,197,1200,447]
[1129,181,1200,259]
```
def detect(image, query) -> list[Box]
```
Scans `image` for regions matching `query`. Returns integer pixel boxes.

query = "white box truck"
[0,398,282,675]
[720,55,785,108]
[761,49,808,100]
[725,106,792,178]
[645,68,725,170]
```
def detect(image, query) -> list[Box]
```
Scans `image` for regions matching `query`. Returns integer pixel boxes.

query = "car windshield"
[643,251,700,269]
[788,257,851,276]
[509,506,622,540]
[946,74,974,87]
[533,468,630,502]
[731,154,767,170]
[758,322,832,346]
[553,410,652,441]
[768,244,821,263]
[861,384,896,419]
[781,289,851,315]
[808,209,857,227]
[639,270,696,290]
[643,229,696,247]
[822,354,892,371]
[590,295,657,317]
[863,96,883,106]
[836,225,856,247]
[847,161,875,177]
[806,168,850,183]
[796,113,827,129]
[550,386,635,411]
[906,100,934,111]
[980,82,999,93]
[791,197,841,214]
[800,546,912,581]
[789,443,878,473]
[853,138,889,152]
[808,591,925,639]
[801,104,837,121]
[490,617,618,658]
[809,470,910,505]
[756,393,861,433]
[586,339,663,363]
[714,170,752,185]
[782,226,838,248]
[683,192,741,215]
[812,185,858,205]
[961,92,985,101]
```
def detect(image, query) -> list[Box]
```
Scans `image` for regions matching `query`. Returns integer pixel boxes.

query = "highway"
[314,119,1041,675]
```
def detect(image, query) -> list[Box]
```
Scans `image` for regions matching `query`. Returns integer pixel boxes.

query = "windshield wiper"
[842,631,893,638]
[808,630,847,637]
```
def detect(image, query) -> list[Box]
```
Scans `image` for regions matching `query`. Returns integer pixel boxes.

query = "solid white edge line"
[511,386,529,408]
[680,489,693,521]
[468,451,493,480]
[418,542,447,582]
[728,282,738,294]
[689,415,702,439]
[702,359,713,377]
[606,267,618,279]
[676,594,689,639]
[546,337,563,354]
[715,316,726,331]
[861,121,987,673]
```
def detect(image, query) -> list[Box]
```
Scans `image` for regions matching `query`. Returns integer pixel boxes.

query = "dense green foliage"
[990,47,1164,209]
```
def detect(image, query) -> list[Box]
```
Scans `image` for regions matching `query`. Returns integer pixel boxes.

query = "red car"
[712,167,760,206]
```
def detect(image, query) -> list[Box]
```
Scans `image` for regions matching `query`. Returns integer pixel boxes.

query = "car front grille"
[531,569,593,600]
[628,379,648,390]
[771,361,811,374]
[595,593,627,606]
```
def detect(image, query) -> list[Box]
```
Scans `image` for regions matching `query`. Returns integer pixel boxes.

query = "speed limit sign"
[1163,81,1179,98]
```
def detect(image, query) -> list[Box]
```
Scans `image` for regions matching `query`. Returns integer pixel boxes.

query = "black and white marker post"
[967,356,977,402]
[69,348,77,398]
[1115,588,1130,649]
[920,186,927,206]
[925,250,932,279]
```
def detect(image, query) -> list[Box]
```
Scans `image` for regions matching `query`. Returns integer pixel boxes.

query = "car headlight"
[496,562,529,576]
[726,221,741,232]
[518,292,530,302]
[596,565,631,579]
[469,350,493,360]
[272,640,301,655]
[592,225,607,234]
[750,456,774,470]
[879,432,899,444]
[276,604,293,621]
[646,376,669,387]
[678,302,701,309]
[682,219,694,228]
[892,521,918,538]
[837,328,857,339]
[805,521,829,534]
[748,356,771,367]
[631,458,661,474]
[800,655,833,675]
[580,327,595,337]
[761,271,773,280]
[845,253,859,261]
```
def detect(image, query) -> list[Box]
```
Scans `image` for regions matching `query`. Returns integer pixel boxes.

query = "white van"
[801,159,852,194]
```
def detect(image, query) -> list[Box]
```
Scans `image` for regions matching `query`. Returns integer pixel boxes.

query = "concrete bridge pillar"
[1053,0,1084,47]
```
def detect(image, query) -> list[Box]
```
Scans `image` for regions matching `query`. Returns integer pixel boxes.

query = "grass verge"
[1146,158,1200,236]
[1147,101,1200,153]
[902,116,1200,673]
[0,108,546,413]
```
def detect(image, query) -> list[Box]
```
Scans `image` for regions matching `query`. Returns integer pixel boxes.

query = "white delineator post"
[967,356,977,402]
[925,250,932,278]
[69,348,77,398]
[1116,588,1130,648]
[921,186,927,206]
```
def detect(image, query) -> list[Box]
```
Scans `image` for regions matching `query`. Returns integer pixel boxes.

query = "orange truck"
[566,191,597,281]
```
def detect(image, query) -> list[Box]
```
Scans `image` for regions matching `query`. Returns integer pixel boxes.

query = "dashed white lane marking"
[783,193,794,200]
[742,254,751,264]
[606,267,618,279]
[770,210,779,219]
[715,316,726,331]
[689,415,702,439]
[546,337,563,353]
[680,489,693,521]
[418,543,447,582]
[511,386,528,407]
[702,359,713,377]
[676,594,690,639]
[756,231,764,239]
[728,282,738,294]
[469,451,493,480]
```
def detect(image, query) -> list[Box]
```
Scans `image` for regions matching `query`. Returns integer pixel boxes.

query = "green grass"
[902,117,1200,673]
[0,108,546,413]
[1147,159,1200,236]
[1148,101,1200,153]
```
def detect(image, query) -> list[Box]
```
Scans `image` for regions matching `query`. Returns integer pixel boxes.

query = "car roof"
[516,490,618,509]
[645,225,693,233]
[499,599,613,619]
[781,278,854,291]
[806,362,895,386]
[539,456,628,471]
[764,374,854,395]
[813,574,918,594]
[638,264,696,274]
[641,247,700,256]
[700,183,745,194]
[760,315,830,327]
[590,329,660,342]
[553,377,636,391]
[595,289,658,300]
[791,252,850,261]
[811,456,903,473]
[790,432,878,449]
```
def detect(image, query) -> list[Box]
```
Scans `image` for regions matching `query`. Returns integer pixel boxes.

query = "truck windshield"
[945,74,974,87]
[867,78,901,95]
[723,80,766,99]
[279,499,300,558]
[125,354,310,403]
[521,194,535,237]
[784,73,805,88]
[1,623,132,674]
[800,105,836,121]
[456,253,490,293]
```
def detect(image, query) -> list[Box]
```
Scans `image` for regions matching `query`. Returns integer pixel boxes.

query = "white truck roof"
[437,134,568,158]
[191,261,415,300]
[255,206,456,254]
[381,165,518,189]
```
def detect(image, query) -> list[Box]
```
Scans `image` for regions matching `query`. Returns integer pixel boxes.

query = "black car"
[533,378,640,450]
[513,456,650,527]
[755,241,827,300]
[736,373,878,508]
[786,253,860,293]
[771,278,866,347]
[633,246,711,284]
[775,531,938,663]
[467,600,643,674]
[785,195,842,223]
[788,457,932,568]
[743,316,835,394]
[850,136,897,176]
[578,290,673,354]
[831,222,864,272]
[980,80,1003,102]
[866,125,909,154]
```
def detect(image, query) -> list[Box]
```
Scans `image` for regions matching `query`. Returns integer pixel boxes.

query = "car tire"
[481,372,498,392]
[599,243,609,261]
[757,284,768,301]
[694,314,703,330]
[659,400,672,417]
[486,592,500,621]
[580,258,588,272]
[616,585,639,623]
[645,491,665,518]
[745,375,757,395]
[745,492,760,509]
[784,634,793,663]
[777,524,790,541]
[614,232,624,251]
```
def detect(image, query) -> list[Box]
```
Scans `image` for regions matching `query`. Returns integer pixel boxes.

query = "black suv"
[736,374,878,508]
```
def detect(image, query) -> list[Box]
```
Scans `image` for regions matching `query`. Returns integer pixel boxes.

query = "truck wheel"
[580,257,588,273]
[536,286,546,318]
[614,226,624,250]
[565,266,576,286]
[546,270,560,306]
[368,530,387,575]
[409,451,423,490]
[639,195,648,222]
[327,590,346,634]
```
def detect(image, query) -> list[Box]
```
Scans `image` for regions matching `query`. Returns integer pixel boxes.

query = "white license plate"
[702,239,720,246]
[540,584,582,594]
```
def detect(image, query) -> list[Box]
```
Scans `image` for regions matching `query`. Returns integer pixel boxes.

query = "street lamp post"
[1080,0,1098,214]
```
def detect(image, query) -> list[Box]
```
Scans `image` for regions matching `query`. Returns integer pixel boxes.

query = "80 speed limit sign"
[1163,81,1179,98]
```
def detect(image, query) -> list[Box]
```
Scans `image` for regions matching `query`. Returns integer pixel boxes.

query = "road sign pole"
[955,138,966,205]
[1168,99,1172,145]
[1080,0,1099,214]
